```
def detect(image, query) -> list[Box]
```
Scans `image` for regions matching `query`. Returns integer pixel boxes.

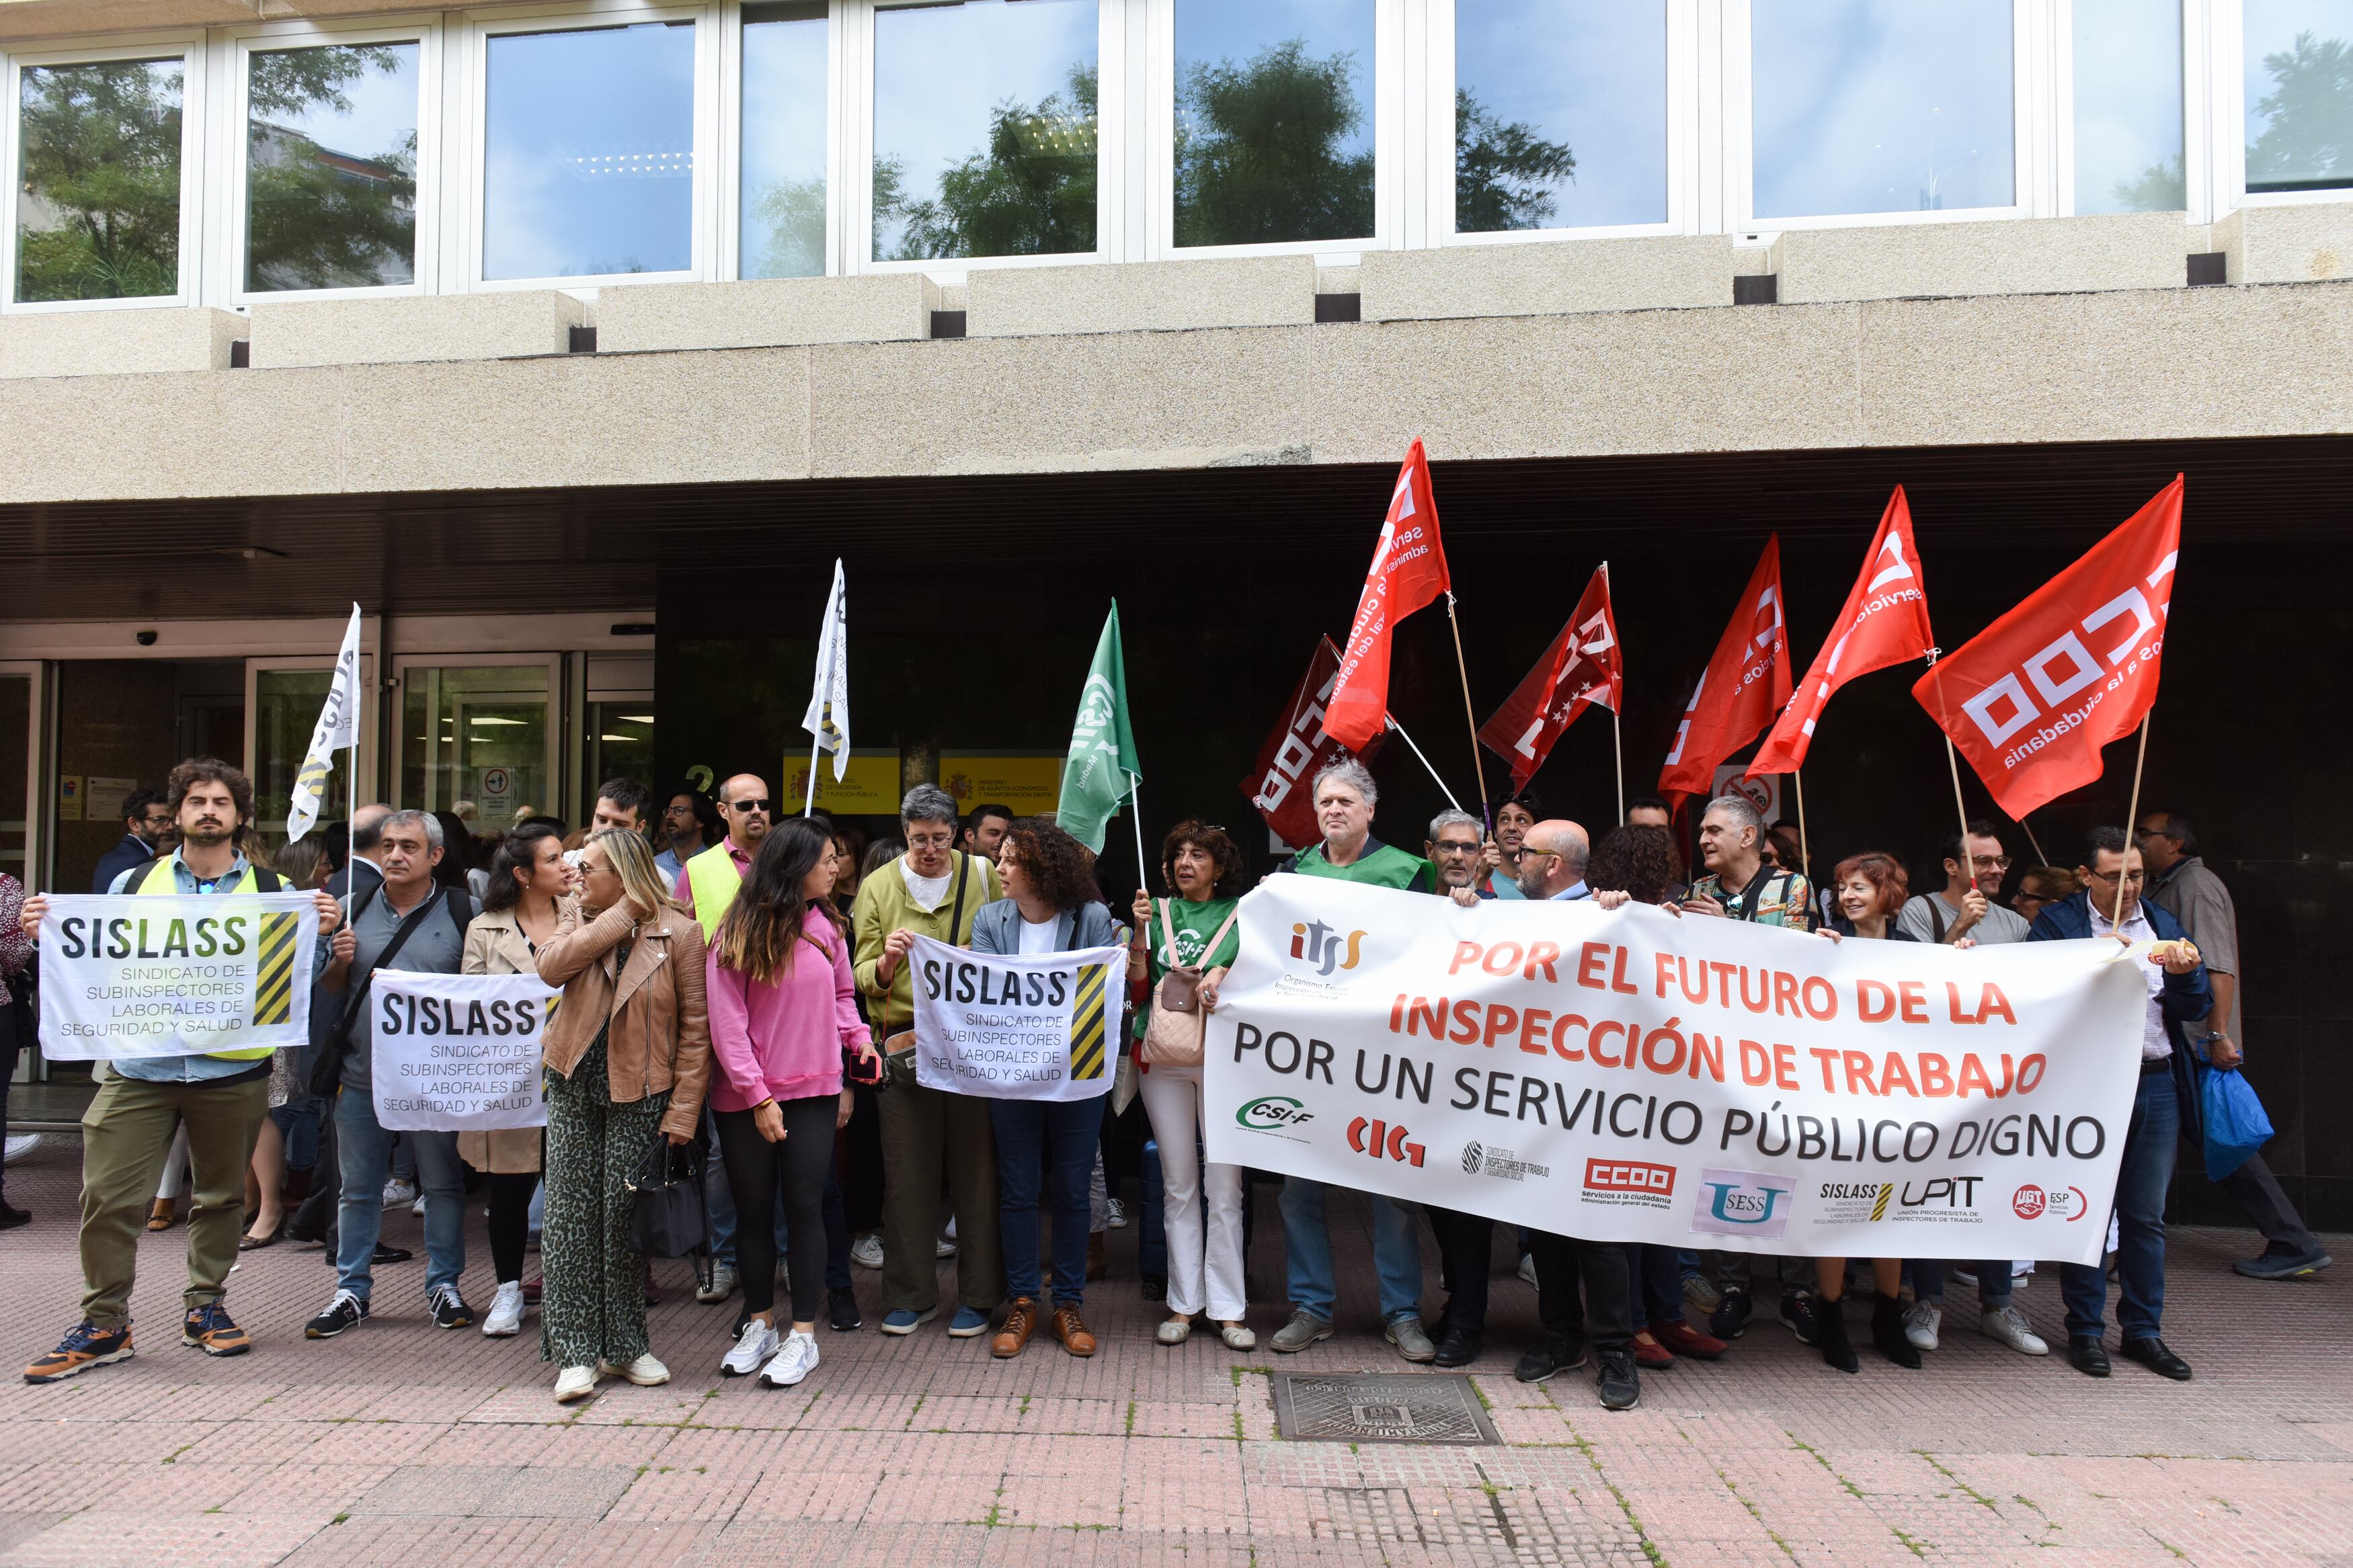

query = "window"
[1453,0,1667,233]
[2070,0,2181,214]
[14,56,186,302]
[245,42,420,292]
[1174,0,1375,247]
[1750,0,2014,219]
[740,1,829,278]
[2244,0,2353,194]
[482,20,696,281]
[871,0,1099,263]
[400,663,553,823]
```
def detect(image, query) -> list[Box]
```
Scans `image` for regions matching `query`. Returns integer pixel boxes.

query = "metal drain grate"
[1272,1372,1501,1445]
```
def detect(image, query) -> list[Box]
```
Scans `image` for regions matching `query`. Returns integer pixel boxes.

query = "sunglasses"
[724,798,771,814]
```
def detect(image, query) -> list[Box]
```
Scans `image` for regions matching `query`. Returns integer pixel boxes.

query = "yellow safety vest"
[134,857,285,1061]
[684,842,746,940]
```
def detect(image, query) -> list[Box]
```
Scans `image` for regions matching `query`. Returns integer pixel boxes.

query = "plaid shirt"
[1688,868,1815,932]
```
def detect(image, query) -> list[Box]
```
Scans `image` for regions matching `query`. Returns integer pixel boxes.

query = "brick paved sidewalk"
[0,1145,2344,1568]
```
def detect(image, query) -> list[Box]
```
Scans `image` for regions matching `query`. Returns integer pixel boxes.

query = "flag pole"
[1923,652,1975,936]
[1792,768,1810,880]
[2113,714,2152,930]
[1128,774,1148,892]
[803,733,822,817]
[1611,708,1625,827]
[1384,716,1464,811]
[2016,815,2049,868]
[1443,595,1491,825]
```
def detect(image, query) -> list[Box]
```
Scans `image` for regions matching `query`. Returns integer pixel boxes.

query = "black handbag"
[625,1135,710,1276]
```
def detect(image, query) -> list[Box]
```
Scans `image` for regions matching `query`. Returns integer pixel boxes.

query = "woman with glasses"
[2009,866,2081,930]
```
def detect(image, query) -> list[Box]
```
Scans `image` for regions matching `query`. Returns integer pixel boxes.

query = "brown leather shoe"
[1051,1303,1097,1357]
[992,1298,1037,1359]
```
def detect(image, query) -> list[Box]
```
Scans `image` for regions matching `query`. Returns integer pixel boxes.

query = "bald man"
[676,774,770,937]
[1515,819,1591,900]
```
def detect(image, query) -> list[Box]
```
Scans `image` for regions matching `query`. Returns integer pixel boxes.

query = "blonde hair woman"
[534,827,713,1403]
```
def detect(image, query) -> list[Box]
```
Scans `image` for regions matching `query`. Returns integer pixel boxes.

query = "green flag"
[1058,602,1142,852]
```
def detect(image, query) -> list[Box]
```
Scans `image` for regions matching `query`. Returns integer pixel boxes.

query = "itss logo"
[1289,919,1366,977]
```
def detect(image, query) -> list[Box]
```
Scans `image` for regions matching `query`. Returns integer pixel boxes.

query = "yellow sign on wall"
[940,753,1064,817]
[784,749,902,814]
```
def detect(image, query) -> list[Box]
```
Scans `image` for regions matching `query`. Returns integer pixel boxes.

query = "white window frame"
[213,14,444,308]
[0,30,209,313]
[454,0,720,294]
[2052,0,2208,222]
[1725,0,2040,233]
[720,0,843,281]
[2219,0,2353,212]
[1421,0,1698,249]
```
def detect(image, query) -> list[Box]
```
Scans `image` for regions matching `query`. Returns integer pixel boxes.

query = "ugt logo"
[1689,1167,1796,1241]
[1289,919,1366,977]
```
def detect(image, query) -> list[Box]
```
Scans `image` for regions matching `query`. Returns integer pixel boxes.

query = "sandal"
[1220,1321,1257,1352]
[147,1198,175,1233]
[1155,1315,1194,1346]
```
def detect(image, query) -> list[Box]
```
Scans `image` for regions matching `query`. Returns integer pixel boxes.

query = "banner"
[288,603,364,843]
[1478,563,1621,789]
[1659,537,1790,810]
[37,893,319,1061]
[1202,876,2149,1263]
[1326,440,1451,751]
[1242,636,1384,851]
[370,971,558,1132]
[908,934,1124,1102]
[801,559,851,783]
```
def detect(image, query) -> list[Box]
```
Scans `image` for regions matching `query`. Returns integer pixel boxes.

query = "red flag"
[1913,477,2181,819]
[1241,636,1386,850]
[1324,440,1451,751]
[1749,489,1935,777]
[1659,537,1791,810]
[1478,564,1622,789]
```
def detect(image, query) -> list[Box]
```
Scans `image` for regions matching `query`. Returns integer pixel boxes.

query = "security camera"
[136,630,158,647]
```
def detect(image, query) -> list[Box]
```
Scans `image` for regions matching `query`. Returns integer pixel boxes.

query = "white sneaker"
[553,1365,597,1403]
[695,1263,740,1305]
[410,1195,426,1218]
[4,1133,42,1165]
[721,1319,780,1377]
[945,1216,958,1240]
[1979,1305,2050,1356]
[598,1352,670,1386]
[1106,1198,1128,1229]
[381,1178,417,1208]
[934,1235,958,1259]
[482,1281,526,1338]
[1517,1253,1538,1287]
[850,1235,885,1271]
[759,1329,820,1388]
[1903,1301,1942,1352]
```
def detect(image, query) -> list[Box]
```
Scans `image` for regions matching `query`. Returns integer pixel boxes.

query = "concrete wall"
[2216,205,2353,284]
[966,257,1315,337]
[598,275,935,352]
[0,306,242,379]
[247,292,581,369]
[1776,213,2187,303]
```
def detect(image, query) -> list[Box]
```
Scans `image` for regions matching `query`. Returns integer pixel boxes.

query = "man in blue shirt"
[89,788,171,895]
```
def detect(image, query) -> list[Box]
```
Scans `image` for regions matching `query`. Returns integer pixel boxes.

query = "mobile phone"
[846,1046,884,1086]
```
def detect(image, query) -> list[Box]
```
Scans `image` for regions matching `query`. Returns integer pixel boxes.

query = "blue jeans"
[1623,1243,1687,1331]
[1279,1176,1423,1325]
[334,1089,465,1301]
[1912,1259,2013,1310]
[991,1096,1105,1306]
[2062,1069,2179,1341]
[270,1097,323,1170]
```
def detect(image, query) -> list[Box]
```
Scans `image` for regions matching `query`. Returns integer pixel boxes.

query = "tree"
[875,65,1097,261]
[2247,30,2353,191]
[1174,38,1373,247]
[15,60,184,302]
[1454,89,1577,233]
[2111,153,2186,213]
[243,45,417,291]
[750,176,827,278]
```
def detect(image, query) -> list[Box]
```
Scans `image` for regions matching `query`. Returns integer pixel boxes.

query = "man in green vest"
[1277,758,1433,891]
[675,773,772,938]
[20,758,344,1382]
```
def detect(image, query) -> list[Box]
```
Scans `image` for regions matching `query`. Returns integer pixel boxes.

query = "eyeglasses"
[2085,868,2145,885]
[1432,841,1482,856]
[1966,855,2013,870]
[723,799,771,814]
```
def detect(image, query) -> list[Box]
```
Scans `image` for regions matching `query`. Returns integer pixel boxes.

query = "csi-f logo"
[1236,1096,1315,1133]
[1289,919,1365,977]
[1689,1167,1796,1240]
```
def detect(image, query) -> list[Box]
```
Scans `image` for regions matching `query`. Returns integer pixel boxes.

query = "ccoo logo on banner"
[370,971,559,1132]
[36,893,319,1061]
[1201,876,2153,1264]
[908,934,1126,1102]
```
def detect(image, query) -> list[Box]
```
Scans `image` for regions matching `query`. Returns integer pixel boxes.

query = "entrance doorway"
[52,661,243,896]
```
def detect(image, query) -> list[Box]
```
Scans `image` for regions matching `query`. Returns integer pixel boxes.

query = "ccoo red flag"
[1659,537,1791,811]
[1240,636,1386,850]
[1913,476,2182,820]
[1478,564,1622,789]
[1324,440,1451,751]
[1749,488,1935,777]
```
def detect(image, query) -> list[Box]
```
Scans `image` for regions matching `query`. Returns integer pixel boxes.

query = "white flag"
[801,560,850,781]
[287,604,364,843]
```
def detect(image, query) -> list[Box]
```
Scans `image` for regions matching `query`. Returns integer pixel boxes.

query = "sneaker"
[1384,1316,1436,1364]
[1051,1303,1099,1357]
[1269,1309,1334,1354]
[879,1307,938,1335]
[1595,1347,1641,1411]
[934,1235,959,1260]
[597,1352,669,1386]
[1951,1267,1979,1288]
[4,1132,43,1165]
[1707,1286,1751,1340]
[721,1318,780,1377]
[828,1286,863,1332]
[25,1321,133,1383]
[760,1329,820,1387]
[696,1263,740,1305]
[947,1306,992,1337]
[1978,1305,2049,1356]
[305,1290,369,1339]
[1681,1271,1722,1315]
[1903,1301,1942,1352]
[381,1179,416,1208]
[2233,1243,2334,1280]
[482,1282,526,1338]
[1778,1292,1819,1346]
[409,1195,426,1218]
[850,1234,885,1271]
[553,1365,597,1403]
[1105,1198,1128,1229]
[1513,1331,1585,1383]
[1517,1253,1538,1287]
[429,1283,473,1330]
[181,1304,250,1357]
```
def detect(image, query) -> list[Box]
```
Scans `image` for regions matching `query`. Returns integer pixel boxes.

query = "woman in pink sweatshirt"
[705,817,878,1389]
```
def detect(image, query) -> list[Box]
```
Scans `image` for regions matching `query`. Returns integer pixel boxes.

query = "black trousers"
[2214,1151,2317,1252]
[1430,1208,1632,1352]
[487,1171,538,1285]
[715,1097,836,1324]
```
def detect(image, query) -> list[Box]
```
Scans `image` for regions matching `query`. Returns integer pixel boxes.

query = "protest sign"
[908,934,1125,1102]
[38,893,317,1061]
[1203,877,2151,1264]
[370,972,557,1132]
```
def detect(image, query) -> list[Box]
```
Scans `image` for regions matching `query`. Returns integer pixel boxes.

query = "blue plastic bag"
[2199,1064,2274,1181]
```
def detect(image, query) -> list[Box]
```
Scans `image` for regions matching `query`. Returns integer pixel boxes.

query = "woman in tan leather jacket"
[534,827,712,1403]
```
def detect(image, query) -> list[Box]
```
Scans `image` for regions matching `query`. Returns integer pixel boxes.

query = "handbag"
[2197,1053,2274,1181]
[625,1134,710,1266]
[1138,899,1240,1068]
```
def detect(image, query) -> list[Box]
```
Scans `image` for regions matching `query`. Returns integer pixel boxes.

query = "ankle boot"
[1817,1292,1859,1373]
[1871,1292,1921,1368]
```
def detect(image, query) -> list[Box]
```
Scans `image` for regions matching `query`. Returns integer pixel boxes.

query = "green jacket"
[1283,836,1433,893]
[849,850,1001,1030]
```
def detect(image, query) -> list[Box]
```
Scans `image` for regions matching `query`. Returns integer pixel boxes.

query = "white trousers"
[1136,1061,1246,1320]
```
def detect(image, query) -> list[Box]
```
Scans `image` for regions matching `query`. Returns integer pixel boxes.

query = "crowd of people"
[3,755,2327,1409]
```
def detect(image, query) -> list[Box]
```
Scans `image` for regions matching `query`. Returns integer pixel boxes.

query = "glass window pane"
[252,668,363,857]
[483,22,695,280]
[401,666,551,826]
[15,58,184,302]
[871,0,1098,263]
[1175,0,1374,247]
[2245,0,2353,194]
[246,42,420,292]
[1751,0,2014,219]
[586,703,656,803]
[742,1,829,279]
[2075,0,2182,213]
[1454,0,1666,233]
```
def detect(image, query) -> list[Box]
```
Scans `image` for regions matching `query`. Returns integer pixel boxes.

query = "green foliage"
[1454,89,1577,233]
[15,59,184,302]
[2112,152,2187,212]
[877,65,1098,261]
[1174,38,1372,247]
[750,176,828,278]
[2247,30,2353,190]
[245,46,416,292]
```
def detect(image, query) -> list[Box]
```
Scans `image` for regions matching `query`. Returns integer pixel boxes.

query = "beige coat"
[536,900,711,1141]
[456,905,547,1174]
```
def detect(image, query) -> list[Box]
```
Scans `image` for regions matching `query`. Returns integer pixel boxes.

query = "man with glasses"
[655,788,721,884]
[676,775,771,938]
[1897,820,2029,946]
[2028,827,2211,1382]
[91,789,173,894]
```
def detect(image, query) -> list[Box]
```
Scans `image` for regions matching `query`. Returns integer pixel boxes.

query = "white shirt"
[1017,915,1060,955]
[900,857,955,913]
[2090,903,2169,1060]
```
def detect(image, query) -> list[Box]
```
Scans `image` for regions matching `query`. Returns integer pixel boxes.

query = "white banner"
[38,893,319,1061]
[910,934,1125,1102]
[1203,877,2153,1264]
[370,971,557,1132]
